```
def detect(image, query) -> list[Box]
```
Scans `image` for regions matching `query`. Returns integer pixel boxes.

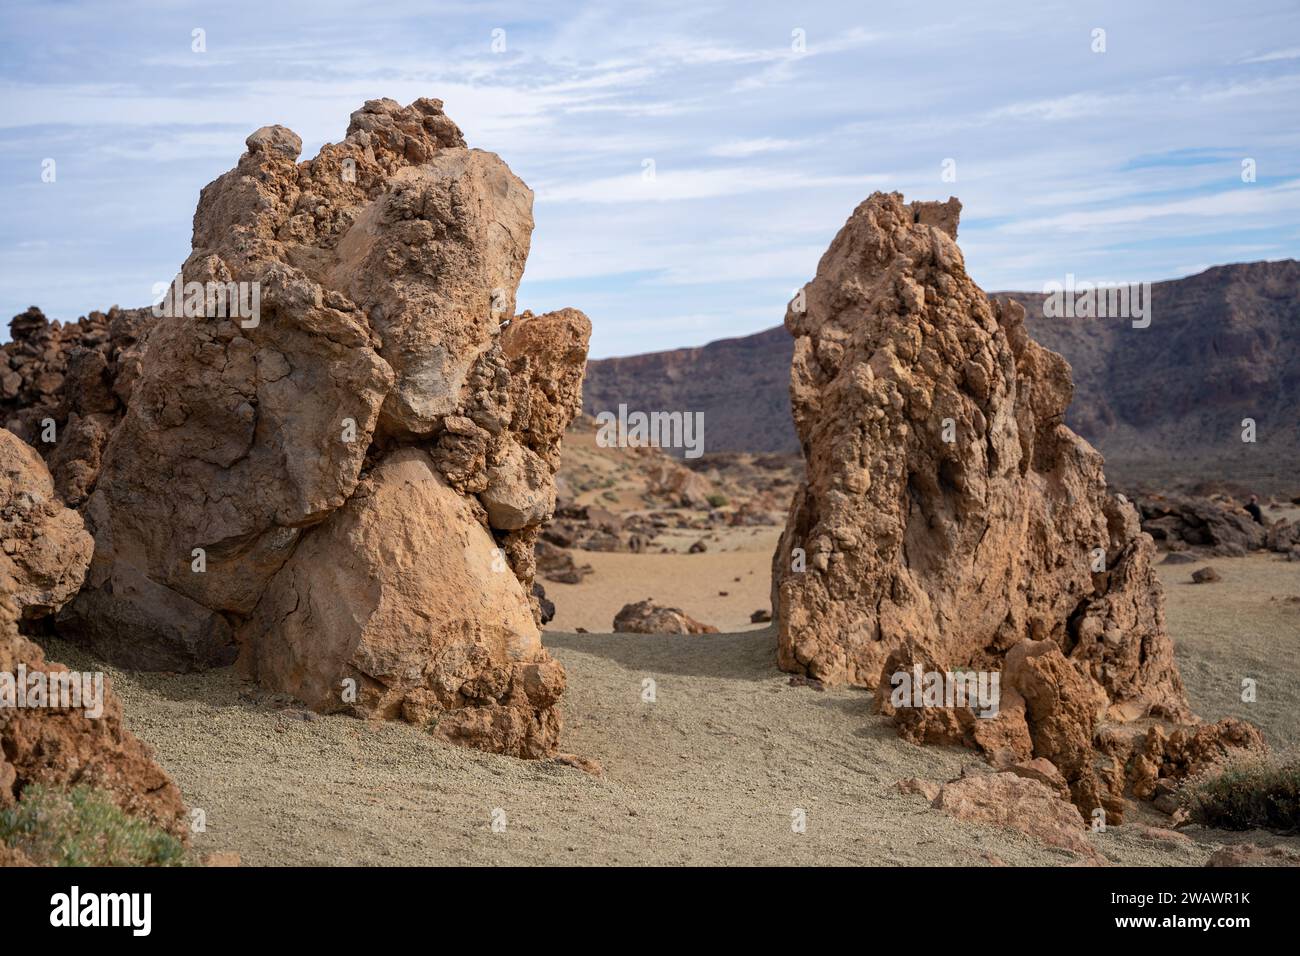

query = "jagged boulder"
[50,98,587,758]
[1,306,151,507]
[1,430,93,619]
[930,770,1103,863]
[0,429,185,837]
[1134,494,1267,556]
[772,192,1260,817]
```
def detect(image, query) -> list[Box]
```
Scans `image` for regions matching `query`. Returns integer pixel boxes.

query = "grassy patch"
[1181,755,1300,832]
[0,784,186,867]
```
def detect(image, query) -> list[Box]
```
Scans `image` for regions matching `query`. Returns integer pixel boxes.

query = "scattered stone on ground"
[612,599,719,635]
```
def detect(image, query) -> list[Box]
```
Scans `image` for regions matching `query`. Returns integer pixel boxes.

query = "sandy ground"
[1155,550,1300,749]
[546,526,781,634]
[45,527,1300,867]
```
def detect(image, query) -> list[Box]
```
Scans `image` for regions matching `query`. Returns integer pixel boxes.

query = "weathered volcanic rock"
[1134,494,1267,556]
[0,431,185,837]
[1265,518,1300,554]
[1,306,151,507]
[488,307,595,622]
[0,589,187,838]
[51,98,588,757]
[585,257,1300,488]
[1206,843,1300,867]
[772,192,1260,817]
[242,449,563,756]
[1,429,93,619]
[930,770,1103,863]
[535,539,593,585]
[613,599,718,634]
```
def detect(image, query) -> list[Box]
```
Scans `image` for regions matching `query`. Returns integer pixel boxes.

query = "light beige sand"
[44,534,1300,866]
[1155,550,1300,748]
[546,526,781,633]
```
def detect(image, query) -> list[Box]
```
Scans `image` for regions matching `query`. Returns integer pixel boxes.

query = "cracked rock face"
[773,192,1262,817]
[52,98,586,757]
[243,448,562,756]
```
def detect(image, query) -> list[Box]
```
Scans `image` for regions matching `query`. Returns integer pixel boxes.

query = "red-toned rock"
[1,430,93,620]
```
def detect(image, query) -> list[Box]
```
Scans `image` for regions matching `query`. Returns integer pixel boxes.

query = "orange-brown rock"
[931,770,1104,863]
[0,594,187,838]
[241,449,564,756]
[1,306,151,508]
[613,599,719,635]
[1205,843,1300,867]
[0,432,185,837]
[47,99,588,758]
[773,192,1261,815]
[1,429,93,620]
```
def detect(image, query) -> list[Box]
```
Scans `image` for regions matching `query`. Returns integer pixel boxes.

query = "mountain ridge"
[584,259,1300,489]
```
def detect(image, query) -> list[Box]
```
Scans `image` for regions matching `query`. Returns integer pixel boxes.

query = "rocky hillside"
[583,325,797,454]
[585,260,1300,490]
[1013,259,1300,487]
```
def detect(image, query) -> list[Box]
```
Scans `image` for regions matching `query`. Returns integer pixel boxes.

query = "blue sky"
[2,1,1298,357]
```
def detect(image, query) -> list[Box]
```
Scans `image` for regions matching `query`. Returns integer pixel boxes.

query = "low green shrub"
[0,784,186,867]
[1180,755,1300,832]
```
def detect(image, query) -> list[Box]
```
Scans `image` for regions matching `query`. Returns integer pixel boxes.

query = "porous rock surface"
[772,192,1262,819]
[1,429,93,619]
[613,599,719,635]
[930,770,1103,863]
[0,429,186,837]
[1,306,151,508]
[47,99,587,757]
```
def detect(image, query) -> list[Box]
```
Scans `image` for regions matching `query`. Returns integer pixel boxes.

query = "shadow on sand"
[544,624,781,682]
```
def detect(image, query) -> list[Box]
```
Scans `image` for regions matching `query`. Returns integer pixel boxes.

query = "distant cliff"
[585,260,1300,488]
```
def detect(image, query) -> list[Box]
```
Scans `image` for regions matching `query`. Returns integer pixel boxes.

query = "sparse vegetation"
[706,493,728,508]
[0,784,186,867]
[1180,755,1300,832]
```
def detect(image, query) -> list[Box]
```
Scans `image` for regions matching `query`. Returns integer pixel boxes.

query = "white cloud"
[2,0,1298,354]
[996,179,1300,233]
[707,137,802,157]
[536,167,887,204]
[1240,47,1300,64]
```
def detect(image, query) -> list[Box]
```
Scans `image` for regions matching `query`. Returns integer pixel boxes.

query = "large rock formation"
[50,98,587,757]
[0,429,186,837]
[772,192,1262,818]
[243,448,564,757]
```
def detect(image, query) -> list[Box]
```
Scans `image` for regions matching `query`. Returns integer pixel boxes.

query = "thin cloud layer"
[1,0,1297,357]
